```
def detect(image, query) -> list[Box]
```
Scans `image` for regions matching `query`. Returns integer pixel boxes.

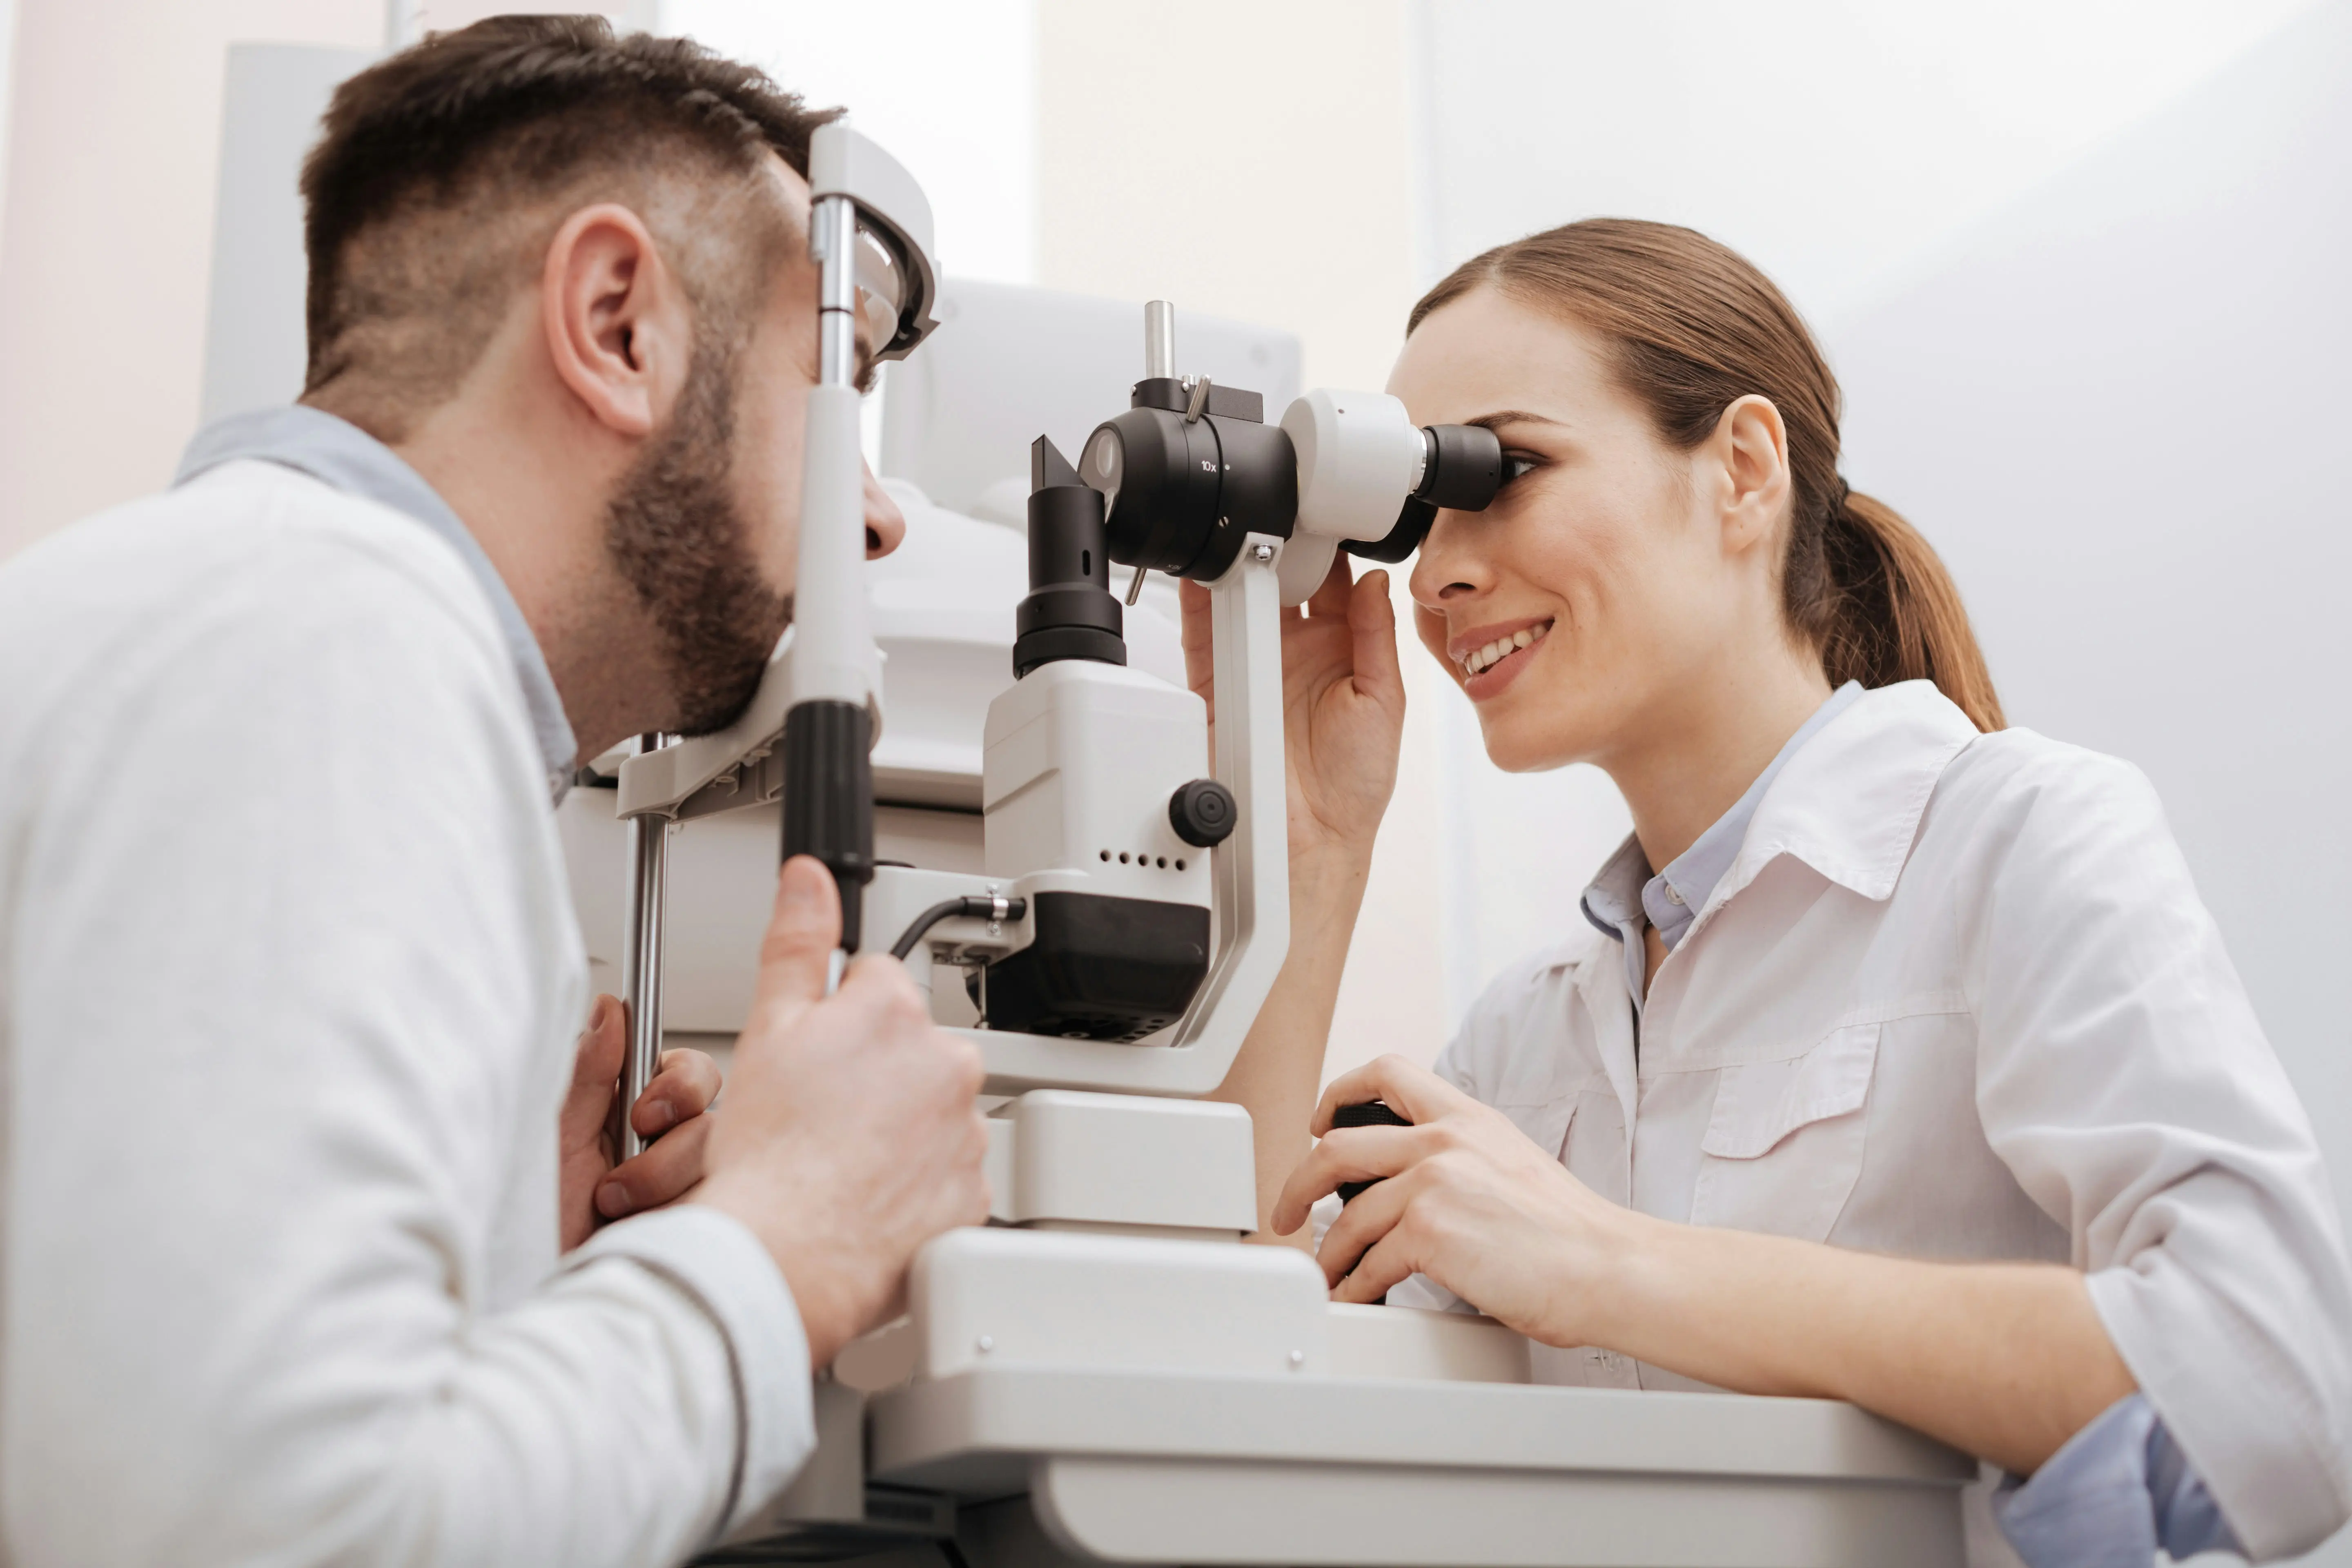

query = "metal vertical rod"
[1144,299,1175,379]
[814,194,860,390]
[617,733,670,1162]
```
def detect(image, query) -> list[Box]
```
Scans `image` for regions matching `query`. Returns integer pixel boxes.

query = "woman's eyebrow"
[1462,410,1566,432]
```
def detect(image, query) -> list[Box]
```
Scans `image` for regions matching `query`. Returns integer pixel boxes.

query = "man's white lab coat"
[0,461,812,1566]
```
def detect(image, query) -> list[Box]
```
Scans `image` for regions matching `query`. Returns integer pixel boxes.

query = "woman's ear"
[1712,394,1793,559]
[539,203,691,440]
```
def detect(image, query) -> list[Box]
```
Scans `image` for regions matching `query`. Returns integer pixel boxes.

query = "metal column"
[615,732,670,1162]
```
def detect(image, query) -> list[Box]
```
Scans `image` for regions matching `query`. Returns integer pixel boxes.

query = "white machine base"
[869,1366,1967,1566]
[709,1230,1971,1567]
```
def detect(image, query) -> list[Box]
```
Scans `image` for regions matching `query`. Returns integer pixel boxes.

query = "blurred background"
[0,11,2343,1552]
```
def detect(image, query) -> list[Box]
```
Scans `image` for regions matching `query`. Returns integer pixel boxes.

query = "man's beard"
[602,335,793,737]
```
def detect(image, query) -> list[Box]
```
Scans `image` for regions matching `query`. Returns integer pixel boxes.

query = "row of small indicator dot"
[1101,849,1186,871]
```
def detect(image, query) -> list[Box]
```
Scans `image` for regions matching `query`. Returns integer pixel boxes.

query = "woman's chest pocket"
[1491,1078,1583,1170]
[1688,1022,1880,1243]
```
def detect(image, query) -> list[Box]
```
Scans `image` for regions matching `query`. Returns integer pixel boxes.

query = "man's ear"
[1713,393,1793,559]
[540,203,690,439]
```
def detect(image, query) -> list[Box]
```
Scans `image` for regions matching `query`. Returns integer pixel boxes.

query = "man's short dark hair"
[299,16,836,434]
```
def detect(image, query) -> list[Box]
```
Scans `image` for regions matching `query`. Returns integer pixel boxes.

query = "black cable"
[937,1541,974,1568]
[889,895,1028,962]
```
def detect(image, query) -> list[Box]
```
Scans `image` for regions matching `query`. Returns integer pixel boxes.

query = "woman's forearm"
[1211,847,1374,1243]
[1601,1220,2137,1474]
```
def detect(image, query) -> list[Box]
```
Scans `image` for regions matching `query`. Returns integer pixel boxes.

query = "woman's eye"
[1500,453,1540,486]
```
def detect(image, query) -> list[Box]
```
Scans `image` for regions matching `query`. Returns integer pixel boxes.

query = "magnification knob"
[1168,778,1238,847]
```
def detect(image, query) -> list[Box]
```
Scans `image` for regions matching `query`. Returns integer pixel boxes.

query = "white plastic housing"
[909,1227,1330,1382]
[808,122,935,287]
[1281,388,1423,541]
[985,1091,1257,1234]
[790,383,881,708]
[981,659,1214,908]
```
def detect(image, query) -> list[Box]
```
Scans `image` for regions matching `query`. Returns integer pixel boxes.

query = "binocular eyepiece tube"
[1043,305,1506,604]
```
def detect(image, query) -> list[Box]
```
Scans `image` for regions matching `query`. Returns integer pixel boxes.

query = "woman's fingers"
[1270,1122,1425,1235]
[1304,552,1357,618]
[1310,1053,1469,1136]
[1178,577,1215,709]
[596,1112,713,1219]
[1312,1163,1415,1286]
[1348,568,1403,707]
[633,1046,723,1138]
[1331,1226,1423,1305]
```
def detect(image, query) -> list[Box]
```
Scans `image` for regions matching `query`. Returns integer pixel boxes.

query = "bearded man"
[0,18,987,1566]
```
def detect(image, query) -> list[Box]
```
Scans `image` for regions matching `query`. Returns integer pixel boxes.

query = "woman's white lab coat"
[1416,681,2351,1560]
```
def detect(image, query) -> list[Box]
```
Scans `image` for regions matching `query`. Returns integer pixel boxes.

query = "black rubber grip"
[780,698,875,951]
[1333,1100,1412,1203]
[1344,495,1436,564]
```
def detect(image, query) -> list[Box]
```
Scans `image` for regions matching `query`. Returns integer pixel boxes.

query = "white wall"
[662,0,1036,287]
[0,0,386,557]
[0,0,654,561]
[0,0,17,232]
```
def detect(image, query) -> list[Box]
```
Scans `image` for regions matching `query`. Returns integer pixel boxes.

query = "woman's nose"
[862,462,905,559]
[1408,512,1486,608]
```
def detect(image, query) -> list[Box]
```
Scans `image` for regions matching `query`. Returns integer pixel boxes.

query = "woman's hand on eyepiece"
[1179,555,1404,907]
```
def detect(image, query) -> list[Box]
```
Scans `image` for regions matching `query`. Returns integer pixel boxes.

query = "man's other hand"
[695,855,990,1368]
[558,995,724,1251]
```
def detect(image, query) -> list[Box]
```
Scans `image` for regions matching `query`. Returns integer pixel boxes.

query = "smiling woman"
[1197,217,2352,1568]
[1396,220,1999,783]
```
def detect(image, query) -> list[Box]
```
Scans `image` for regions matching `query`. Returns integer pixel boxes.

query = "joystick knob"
[1333,1100,1412,1203]
[1168,778,1237,847]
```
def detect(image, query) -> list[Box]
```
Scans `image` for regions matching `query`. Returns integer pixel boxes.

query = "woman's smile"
[1448,615,1554,699]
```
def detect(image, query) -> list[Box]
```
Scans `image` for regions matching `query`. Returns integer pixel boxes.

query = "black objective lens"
[1076,379,1298,585]
[1013,435,1127,678]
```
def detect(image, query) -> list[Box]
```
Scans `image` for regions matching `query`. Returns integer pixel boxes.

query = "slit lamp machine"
[602,124,1976,1567]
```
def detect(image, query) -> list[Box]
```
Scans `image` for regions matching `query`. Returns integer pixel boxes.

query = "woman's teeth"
[1462,621,1551,676]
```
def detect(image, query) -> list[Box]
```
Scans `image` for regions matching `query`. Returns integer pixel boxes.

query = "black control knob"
[1333,1100,1413,1203]
[1167,778,1237,847]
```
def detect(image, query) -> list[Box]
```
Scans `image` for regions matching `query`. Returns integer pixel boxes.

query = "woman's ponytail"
[1410,219,2006,733]
[1810,488,2004,731]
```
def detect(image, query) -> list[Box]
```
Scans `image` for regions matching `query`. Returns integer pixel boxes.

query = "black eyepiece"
[1343,423,1506,564]
[1419,423,1505,510]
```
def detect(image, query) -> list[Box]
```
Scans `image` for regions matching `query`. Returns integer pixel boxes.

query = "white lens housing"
[1280,389,1424,542]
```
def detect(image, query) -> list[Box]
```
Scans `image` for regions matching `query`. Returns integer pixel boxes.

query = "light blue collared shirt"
[1579,680,1863,1018]
[1573,681,2242,1564]
[174,406,579,803]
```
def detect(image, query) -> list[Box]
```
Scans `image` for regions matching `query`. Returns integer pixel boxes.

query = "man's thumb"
[751,855,842,1026]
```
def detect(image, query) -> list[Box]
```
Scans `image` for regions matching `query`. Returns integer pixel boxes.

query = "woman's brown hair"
[1409,219,2004,731]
